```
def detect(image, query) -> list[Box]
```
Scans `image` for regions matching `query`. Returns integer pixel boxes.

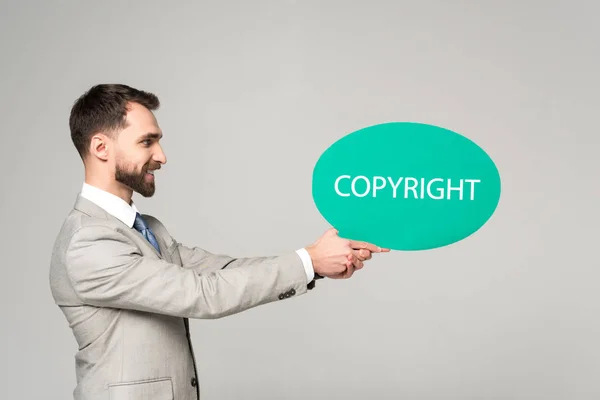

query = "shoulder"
[50,209,129,296]
[53,208,133,253]
[53,209,105,248]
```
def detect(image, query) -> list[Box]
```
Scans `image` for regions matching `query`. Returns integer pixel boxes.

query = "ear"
[90,134,110,161]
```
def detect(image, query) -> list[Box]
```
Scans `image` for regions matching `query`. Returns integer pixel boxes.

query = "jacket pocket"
[108,377,173,400]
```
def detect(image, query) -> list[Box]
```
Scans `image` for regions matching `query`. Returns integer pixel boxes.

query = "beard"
[115,160,158,198]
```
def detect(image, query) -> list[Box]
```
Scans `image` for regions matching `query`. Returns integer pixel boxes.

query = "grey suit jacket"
[49,195,311,400]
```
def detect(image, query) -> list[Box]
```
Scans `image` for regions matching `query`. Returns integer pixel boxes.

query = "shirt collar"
[80,183,139,228]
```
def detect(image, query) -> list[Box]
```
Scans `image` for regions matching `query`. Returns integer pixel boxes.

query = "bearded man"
[49,84,388,400]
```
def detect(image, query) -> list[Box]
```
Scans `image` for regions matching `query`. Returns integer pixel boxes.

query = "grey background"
[1,1,598,399]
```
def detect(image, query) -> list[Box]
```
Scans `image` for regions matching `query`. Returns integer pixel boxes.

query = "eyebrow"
[140,132,163,140]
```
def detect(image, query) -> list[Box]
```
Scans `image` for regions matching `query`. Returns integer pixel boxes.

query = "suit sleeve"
[174,242,318,288]
[144,214,302,274]
[175,242,263,273]
[65,225,308,319]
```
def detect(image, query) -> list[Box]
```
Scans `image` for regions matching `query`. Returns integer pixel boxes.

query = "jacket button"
[278,293,285,300]
[290,289,296,295]
[191,377,197,387]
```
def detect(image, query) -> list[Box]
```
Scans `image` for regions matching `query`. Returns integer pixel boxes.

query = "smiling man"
[49,84,388,400]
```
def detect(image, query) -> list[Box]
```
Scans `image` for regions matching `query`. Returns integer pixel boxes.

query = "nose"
[153,145,167,165]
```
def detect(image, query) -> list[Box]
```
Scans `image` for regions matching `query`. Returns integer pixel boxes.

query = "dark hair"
[69,84,160,159]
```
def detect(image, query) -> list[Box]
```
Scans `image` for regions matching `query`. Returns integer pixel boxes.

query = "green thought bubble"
[312,122,502,251]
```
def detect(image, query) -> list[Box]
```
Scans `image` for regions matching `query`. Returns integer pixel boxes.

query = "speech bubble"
[311,122,502,251]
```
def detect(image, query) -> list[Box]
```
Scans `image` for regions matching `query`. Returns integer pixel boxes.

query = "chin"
[136,189,155,198]
[137,185,156,198]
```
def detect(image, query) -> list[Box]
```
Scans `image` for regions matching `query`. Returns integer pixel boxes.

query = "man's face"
[113,102,166,197]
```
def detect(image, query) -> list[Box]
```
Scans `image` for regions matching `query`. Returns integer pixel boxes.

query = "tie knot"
[133,212,148,232]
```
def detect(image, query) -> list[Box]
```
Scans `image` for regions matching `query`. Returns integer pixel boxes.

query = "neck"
[85,170,133,205]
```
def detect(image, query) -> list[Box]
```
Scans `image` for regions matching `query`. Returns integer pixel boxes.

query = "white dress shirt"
[80,183,315,282]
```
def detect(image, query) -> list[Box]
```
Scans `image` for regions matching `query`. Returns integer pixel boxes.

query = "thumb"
[325,227,338,237]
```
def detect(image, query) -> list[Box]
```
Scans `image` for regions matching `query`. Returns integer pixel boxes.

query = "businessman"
[49,84,389,400]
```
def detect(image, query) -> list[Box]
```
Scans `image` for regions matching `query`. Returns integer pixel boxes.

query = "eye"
[141,139,151,146]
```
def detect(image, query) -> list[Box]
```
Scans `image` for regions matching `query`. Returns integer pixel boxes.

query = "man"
[49,84,388,400]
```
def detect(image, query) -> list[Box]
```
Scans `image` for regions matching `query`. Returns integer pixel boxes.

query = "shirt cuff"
[295,248,315,283]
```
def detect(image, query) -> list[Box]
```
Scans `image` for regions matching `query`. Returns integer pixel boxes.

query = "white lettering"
[427,178,444,199]
[404,178,419,199]
[465,179,480,200]
[446,178,464,200]
[372,176,386,197]
[387,177,403,198]
[333,175,481,201]
[334,175,351,197]
[351,176,370,197]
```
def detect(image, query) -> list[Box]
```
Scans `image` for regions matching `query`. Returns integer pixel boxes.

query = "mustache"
[145,163,161,171]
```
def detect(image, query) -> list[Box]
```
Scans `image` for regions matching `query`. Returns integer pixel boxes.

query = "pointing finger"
[349,240,390,253]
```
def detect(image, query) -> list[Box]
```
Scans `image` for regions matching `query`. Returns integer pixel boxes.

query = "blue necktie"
[133,212,161,254]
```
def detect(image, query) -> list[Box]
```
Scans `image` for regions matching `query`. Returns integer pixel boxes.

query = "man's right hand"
[305,228,389,279]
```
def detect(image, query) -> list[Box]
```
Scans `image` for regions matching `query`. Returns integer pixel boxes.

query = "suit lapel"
[138,231,164,259]
[131,224,166,260]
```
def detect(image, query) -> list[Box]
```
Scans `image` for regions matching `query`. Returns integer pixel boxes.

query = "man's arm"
[145,215,314,280]
[173,242,315,283]
[65,225,308,319]
[168,229,388,284]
